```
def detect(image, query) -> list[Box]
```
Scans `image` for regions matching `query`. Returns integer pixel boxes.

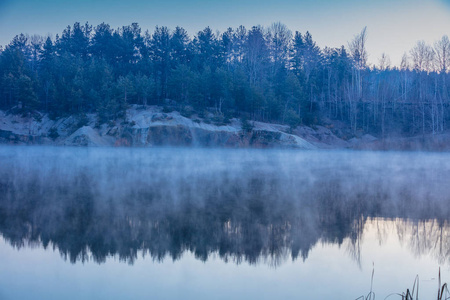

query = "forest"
[0,22,449,137]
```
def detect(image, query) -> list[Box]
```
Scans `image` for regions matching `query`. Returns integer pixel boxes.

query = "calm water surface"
[1,146,450,299]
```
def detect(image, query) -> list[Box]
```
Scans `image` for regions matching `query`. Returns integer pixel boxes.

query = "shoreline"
[2,105,450,151]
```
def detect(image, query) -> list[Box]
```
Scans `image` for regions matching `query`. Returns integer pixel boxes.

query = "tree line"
[1,22,449,136]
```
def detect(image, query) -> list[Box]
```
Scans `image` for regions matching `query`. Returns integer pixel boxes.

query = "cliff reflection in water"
[1,147,450,266]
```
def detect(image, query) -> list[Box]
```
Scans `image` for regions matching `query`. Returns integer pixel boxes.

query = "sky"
[1,0,450,66]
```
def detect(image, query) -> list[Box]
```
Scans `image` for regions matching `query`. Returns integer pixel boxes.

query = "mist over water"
[1,146,450,264]
[1,146,450,299]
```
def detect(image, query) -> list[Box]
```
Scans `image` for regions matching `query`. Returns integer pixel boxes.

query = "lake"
[0,146,450,299]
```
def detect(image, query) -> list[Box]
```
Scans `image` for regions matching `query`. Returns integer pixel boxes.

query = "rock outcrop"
[63,126,115,147]
[0,106,319,149]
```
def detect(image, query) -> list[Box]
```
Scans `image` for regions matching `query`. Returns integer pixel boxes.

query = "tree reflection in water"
[0,147,450,266]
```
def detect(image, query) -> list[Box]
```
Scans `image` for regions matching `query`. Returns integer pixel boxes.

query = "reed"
[437,268,450,300]
[358,268,450,300]
[356,265,375,300]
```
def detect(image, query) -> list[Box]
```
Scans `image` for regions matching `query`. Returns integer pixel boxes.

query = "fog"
[1,146,450,266]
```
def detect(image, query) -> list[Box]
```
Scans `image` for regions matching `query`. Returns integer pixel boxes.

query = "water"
[1,146,450,299]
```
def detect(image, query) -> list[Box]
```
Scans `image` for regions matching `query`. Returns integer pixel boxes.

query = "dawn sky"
[1,0,450,66]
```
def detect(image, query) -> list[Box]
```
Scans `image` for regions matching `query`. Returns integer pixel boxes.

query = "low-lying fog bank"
[1,146,450,265]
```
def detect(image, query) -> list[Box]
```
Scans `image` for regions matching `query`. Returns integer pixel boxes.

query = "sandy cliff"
[0,106,324,149]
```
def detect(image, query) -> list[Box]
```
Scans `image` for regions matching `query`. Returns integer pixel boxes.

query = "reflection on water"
[1,146,450,267]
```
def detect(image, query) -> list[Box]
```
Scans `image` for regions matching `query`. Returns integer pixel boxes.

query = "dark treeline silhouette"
[1,147,450,265]
[1,22,450,136]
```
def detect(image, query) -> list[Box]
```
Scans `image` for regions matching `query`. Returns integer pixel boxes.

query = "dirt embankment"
[0,107,325,149]
[13,106,450,151]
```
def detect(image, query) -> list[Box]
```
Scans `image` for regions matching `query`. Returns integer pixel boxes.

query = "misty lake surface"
[1,146,450,299]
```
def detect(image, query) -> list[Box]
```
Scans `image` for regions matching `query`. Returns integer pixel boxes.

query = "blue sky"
[1,0,450,66]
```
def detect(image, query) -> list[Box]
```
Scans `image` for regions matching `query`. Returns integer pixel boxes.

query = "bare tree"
[410,41,438,134]
[378,53,391,71]
[410,41,435,72]
[433,36,450,130]
[348,26,368,70]
[401,53,409,71]
[267,22,292,69]
[245,26,268,86]
[434,35,450,103]
[400,53,409,102]
[434,35,450,73]
[347,27,368,133]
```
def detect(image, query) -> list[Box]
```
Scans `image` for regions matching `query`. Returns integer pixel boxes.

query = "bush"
[48,127,59,140]
[241,117,254,133]
[285,110,301,131]
[162,106,173,113]
[180,106,194,118]
[76,113,89,128]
